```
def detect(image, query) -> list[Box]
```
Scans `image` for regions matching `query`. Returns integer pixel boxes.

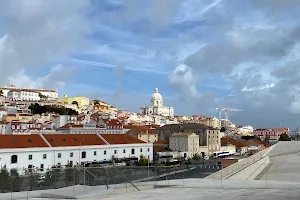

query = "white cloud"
[0,0,92,87]
[7,65,77,90]
[241,83,275,92]
[71,58,168,74]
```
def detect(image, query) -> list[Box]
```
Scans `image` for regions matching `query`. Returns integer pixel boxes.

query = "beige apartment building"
[169,132,199,158]
[156,124,221,156]
[125,125,158,143]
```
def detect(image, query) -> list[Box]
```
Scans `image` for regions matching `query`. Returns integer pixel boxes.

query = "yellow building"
[17,114,33,123]
[58,95,89,108]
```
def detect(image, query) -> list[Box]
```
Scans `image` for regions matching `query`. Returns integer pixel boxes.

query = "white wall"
[0,143,153,172]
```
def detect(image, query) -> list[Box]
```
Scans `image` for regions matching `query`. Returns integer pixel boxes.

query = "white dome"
[151,87,163,106]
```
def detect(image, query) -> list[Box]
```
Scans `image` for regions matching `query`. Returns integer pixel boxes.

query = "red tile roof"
[102,119,123,127]
[42,134,106,147]
[0,135,48,149]
[245,139,265,146]
[100,134,146,144]
[154,140,169,145]
[124,125,156,135]
[221,137,248,147]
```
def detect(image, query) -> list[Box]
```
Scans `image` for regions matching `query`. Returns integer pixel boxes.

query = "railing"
[1,156,300,200]
[0,164,220,199]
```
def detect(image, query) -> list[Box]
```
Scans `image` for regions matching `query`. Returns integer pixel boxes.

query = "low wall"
[227,156,270,180]
[205,147,273,180]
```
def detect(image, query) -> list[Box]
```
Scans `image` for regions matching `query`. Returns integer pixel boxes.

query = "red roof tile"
[221,137,248,147]
[102,119,123,127]
[42,134,106,147]
[0,135,48,149]
[124,125,156,134]
[154,140,169,145]
[100,134,146,144]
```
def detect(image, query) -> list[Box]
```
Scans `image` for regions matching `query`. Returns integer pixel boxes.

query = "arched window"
[156,101,159,105]
[131,148,135,155]
[11,155,18,163]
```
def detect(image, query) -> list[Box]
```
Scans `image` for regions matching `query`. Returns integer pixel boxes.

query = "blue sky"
[2,0,300,128]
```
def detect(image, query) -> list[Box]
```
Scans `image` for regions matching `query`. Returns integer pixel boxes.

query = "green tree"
[93,100,100,105]
[220,127,226,132]
[0,165,10,192]
[137,155,148,166]
[192,153,202,161]
[64,161,80,185]
[264,135,270,146]
[24,165,40,191]
[44,166,60,189]
[0,90,3,95]
[38,92,46,99]
[71,101,79,107]
[279,133,291,141]
[10,169,22,192]
[29,103,78,115]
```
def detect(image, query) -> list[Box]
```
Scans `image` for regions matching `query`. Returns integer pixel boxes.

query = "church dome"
[151,87,163,106]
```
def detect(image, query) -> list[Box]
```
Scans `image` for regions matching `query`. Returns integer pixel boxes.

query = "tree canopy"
[29,103,78,115]
[71,101,79,107]
[93,100,100,105]
[241,136,261,141]
[279,133,291,141]
[0,90,3,95]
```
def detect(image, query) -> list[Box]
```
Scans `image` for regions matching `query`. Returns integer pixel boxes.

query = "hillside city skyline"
[1,1,300,128]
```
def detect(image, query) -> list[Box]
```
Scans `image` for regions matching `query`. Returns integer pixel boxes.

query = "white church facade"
[140,88,174,117]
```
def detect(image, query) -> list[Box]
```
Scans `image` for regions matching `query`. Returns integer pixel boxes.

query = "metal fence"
[0,164,220,199]
[1,161,298,200]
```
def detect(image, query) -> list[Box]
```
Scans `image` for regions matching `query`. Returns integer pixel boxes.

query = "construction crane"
[216,108,242,137]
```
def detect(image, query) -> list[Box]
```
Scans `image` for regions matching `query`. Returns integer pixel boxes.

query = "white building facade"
[7,90,40,101]
[0,85,58,100]
[140,87,174,117]
[0,134,153,171]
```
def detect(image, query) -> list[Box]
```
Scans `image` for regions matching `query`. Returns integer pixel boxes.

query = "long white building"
[0,85,58,100]
[0,133,153,171]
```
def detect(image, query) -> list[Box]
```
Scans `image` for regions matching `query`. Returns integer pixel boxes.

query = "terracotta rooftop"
[221,137,248,147]
[125,125,156,135]
[154,140,169,145]
[102,119,123,127]
[42,134,106,147]
[245,139,265,146]
[100,134,146,144]
[0,134,49,149]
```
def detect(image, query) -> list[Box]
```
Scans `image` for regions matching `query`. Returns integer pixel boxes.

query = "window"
[131,148,135,155]
[40,164,44,172]
[28,139,32,143]
[104,150,107,155]
[57,163,61,168]
[29,155,32,160]
[81,151,86,158]
[70,152,73,157]
[123,149,126,153]
[114,150,117,154]
[43,154,47,159]
[148,148,150,152]
[94,151,97,156]
[11,155,18,163]
[140,148,142,153]
[58,153,61,158]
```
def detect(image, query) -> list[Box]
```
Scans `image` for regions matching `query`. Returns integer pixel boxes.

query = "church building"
[140,87,174,117]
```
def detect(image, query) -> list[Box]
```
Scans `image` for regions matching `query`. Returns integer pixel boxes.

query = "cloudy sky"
[1,0,300,129]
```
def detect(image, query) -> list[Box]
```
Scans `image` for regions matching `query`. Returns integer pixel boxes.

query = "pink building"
[254,128,289,142]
